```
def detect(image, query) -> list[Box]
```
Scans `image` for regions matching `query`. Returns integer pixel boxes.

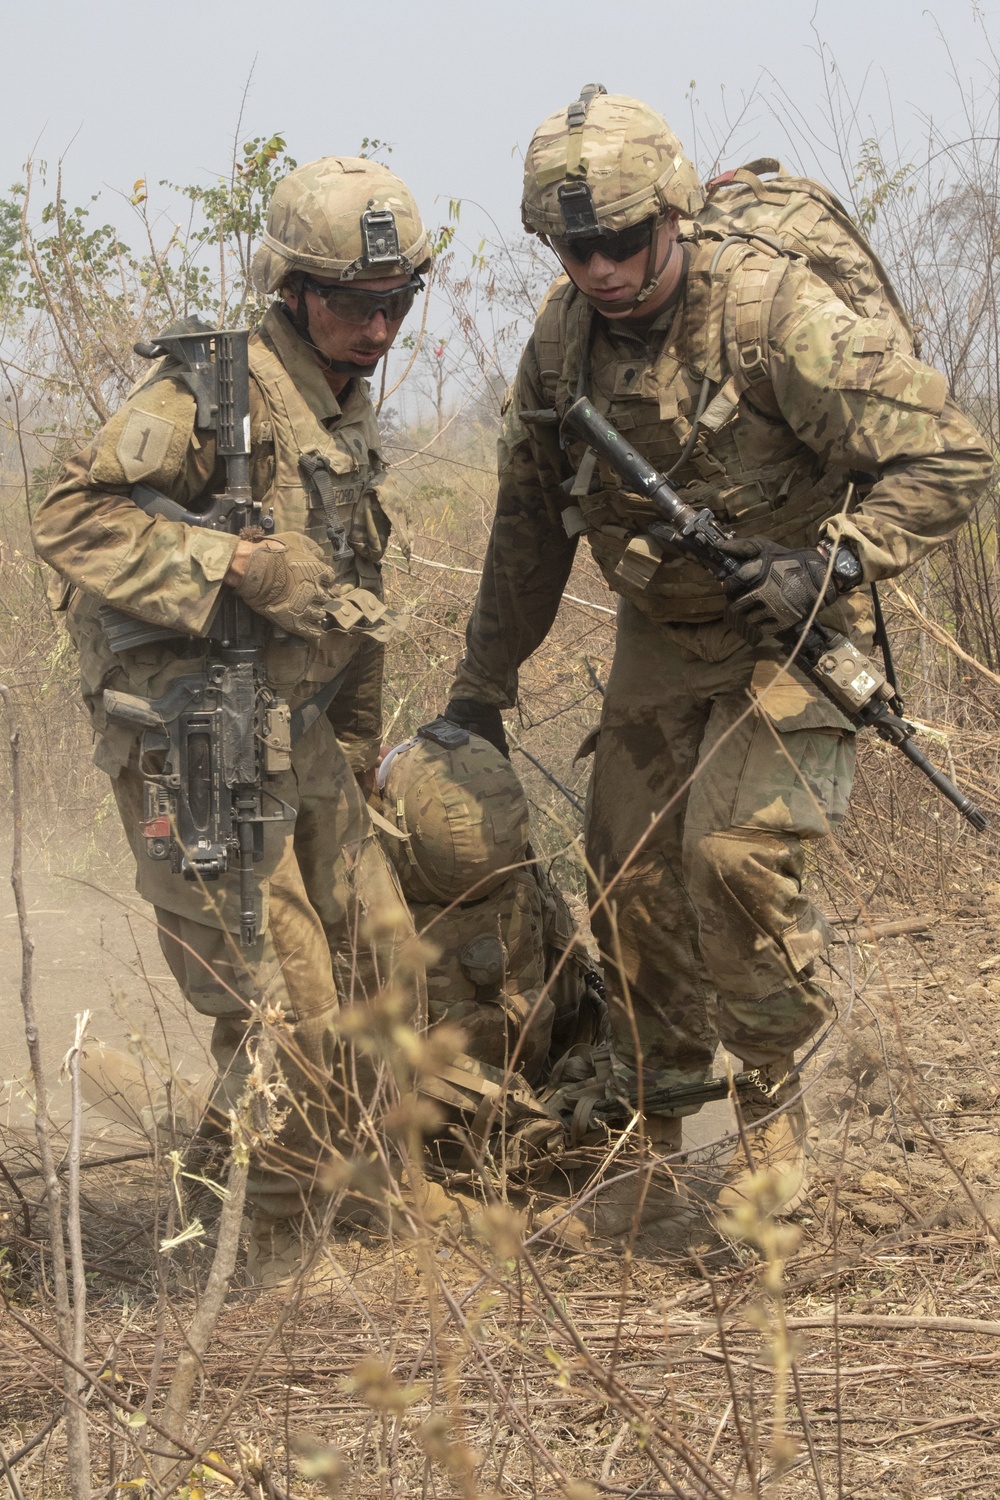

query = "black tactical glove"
[443,698,510,758]
[718,537,858,644]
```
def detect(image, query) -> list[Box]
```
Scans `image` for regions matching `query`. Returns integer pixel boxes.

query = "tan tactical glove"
[230,532,337,640]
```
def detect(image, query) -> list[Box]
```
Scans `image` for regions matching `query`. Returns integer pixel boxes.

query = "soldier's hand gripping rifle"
[562,397,987,831]
[102,326,295,947]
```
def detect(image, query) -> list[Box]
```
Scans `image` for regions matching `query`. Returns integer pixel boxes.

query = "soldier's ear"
[279,271,306,311]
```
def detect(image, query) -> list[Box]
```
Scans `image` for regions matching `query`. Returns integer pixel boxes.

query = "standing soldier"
[442,88,992,1234]
[32,157,432,1285]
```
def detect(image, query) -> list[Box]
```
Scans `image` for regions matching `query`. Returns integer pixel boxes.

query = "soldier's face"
[283,272,412,384]
[556,216,682,320]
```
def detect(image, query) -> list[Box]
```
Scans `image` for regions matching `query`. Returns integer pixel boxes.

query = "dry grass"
[4,913,1000,1500]
[3,423,1000,1497]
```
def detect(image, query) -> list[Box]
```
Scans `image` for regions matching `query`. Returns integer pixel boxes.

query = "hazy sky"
[5,0,995,241]
[4,0,996,415]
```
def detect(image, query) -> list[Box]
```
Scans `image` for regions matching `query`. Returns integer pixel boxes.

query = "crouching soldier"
[374,718,599,1085]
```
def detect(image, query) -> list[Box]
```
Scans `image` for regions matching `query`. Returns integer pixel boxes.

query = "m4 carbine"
[562,397,987,832]
[103,326,294,947]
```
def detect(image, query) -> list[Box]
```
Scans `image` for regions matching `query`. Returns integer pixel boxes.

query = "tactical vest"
[248,308,392,704]
[531,236,855,623]
[72,305,392,772]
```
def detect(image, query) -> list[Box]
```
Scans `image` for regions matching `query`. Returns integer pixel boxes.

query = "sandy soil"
[2,885,999,1497]
[0,844,213,1128]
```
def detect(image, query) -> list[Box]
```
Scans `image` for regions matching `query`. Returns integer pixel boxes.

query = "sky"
[4,0,998,414]
[5,0,996,238]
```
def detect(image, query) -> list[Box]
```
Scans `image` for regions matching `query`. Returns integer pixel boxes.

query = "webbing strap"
[870,581,904,711]
[724,247,788,389]
[563,82,606,181]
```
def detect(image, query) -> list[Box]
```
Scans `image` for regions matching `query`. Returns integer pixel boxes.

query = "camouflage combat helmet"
[251,157,430,294]
[378,718,531,905]
[521,85,704,241]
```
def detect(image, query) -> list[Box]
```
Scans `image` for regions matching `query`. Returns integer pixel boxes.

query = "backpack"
[695,158,918,357]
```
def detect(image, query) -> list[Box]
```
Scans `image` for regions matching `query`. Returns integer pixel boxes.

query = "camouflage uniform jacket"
[32,304,391,775]
[452,239,993,706]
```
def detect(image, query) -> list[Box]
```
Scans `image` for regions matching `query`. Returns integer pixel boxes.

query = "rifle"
[562,397,987,832]
[102,325,295,947]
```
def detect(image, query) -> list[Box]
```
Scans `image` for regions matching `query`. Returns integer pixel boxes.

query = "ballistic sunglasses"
[549,216,656,266]
[300,274,425,325]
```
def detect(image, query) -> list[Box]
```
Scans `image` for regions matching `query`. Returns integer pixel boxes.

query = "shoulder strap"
[721,240,790,392]
[532,275,585,410]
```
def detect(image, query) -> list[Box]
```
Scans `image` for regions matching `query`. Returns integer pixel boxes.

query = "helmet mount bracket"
[360,204,402,267]
[557,180,601,238]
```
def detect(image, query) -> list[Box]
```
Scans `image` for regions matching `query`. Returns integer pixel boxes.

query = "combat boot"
[245,1213,356,1291]
[715,1059,807,1221]
[567,1112,692,1251]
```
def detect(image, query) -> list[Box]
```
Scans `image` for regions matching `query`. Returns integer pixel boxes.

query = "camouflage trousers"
[586,600,863,1091]
[112,716,423,1220]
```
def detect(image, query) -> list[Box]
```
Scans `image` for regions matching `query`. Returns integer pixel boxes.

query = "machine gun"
[562,397,987,832]
[102,325,295,947]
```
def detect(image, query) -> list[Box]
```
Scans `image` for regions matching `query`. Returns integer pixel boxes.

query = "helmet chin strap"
[580,229,679,316]
[632,229,678,309]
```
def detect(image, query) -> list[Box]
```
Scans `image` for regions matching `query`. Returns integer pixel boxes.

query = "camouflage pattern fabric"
[585,601,862,1087]
[34,303,392,778]
[455,248,990,689]
[451,168,992,1089]
[377,732,592,1082]
[251,156,430,294]
[521,91,704,235]
[112,714,422,1219]
[409,869,554,1083]
[32,302,421,1218]
[697,163,916,353]
[379,730,530,904]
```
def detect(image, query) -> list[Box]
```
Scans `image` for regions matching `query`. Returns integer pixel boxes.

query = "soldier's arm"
[764,262,994,579]
[31,377,239,636]
[451,339,579,707]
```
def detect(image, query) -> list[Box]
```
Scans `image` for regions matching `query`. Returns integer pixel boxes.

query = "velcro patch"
[116,409,175,483]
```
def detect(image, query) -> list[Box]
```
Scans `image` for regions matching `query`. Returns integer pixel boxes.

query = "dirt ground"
[2,871,999,1498]
[0,843,214,1128]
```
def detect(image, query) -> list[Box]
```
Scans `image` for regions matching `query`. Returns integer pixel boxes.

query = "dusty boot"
[245,1215,309,1290]
[568,1112,691,1251]
[715,1059,807,1221]
[244,1213,356,1291]
[382,1176,477,1238]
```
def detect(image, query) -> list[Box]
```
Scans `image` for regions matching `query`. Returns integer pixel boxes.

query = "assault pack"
[678,156,920,430]
[694,157,916,354]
